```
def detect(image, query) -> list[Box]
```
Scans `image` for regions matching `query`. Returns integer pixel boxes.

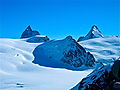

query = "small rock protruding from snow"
[16,83,24,88]
[20,25,40,39]
[77,25,104,42]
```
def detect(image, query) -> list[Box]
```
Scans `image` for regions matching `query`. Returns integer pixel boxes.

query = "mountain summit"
[86,25,104,38]
[20,25,40,38]
[77,25,104,42]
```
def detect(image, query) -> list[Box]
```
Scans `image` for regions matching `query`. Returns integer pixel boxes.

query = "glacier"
[0,25,120,90]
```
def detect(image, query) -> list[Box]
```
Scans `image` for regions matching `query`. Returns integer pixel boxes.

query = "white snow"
[79,37,120,64]
[91,26,104,38]
[1,36,119,90]
[0,38,93,90]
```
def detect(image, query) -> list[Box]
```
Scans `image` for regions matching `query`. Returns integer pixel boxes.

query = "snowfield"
[0,36,119,90]
[79,37,120,64]
[0,38,93,90]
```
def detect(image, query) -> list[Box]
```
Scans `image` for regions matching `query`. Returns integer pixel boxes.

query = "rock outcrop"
[26,35,49,43]
[32,36,95,70]
[71,60,120,90]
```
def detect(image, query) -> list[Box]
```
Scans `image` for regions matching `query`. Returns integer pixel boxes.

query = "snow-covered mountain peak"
[89,25,104,38]
[77,25,104,41]
[91,25,98,31]
[86,25,104,38]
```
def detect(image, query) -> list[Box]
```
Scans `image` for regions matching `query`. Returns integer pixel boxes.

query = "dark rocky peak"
[26,25,32,31]
[20,25,40,39]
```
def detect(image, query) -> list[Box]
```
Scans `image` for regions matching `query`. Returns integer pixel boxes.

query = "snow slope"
[79,37,120,64]
[33,36,95,70]
[0,36,119,90]
[0,38,93,90]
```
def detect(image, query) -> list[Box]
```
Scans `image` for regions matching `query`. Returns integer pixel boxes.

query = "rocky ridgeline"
[26,35,49,43]
[71,59,120,90]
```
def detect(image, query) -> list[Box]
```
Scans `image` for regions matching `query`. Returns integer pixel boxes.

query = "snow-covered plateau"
[0,35,119,90]
[0,38,93,90]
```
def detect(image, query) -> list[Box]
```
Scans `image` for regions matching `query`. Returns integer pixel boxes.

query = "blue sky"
[0,0,119,39]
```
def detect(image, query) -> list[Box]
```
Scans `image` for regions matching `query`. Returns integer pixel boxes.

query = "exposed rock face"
[77,25,104,42]
[20,25,40,38]
[71,60,120,90]
[78,65,111,90]
[32,36,95,69]
[26,35,49,43]
[111,60,120,81]
[77,36,84,42]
